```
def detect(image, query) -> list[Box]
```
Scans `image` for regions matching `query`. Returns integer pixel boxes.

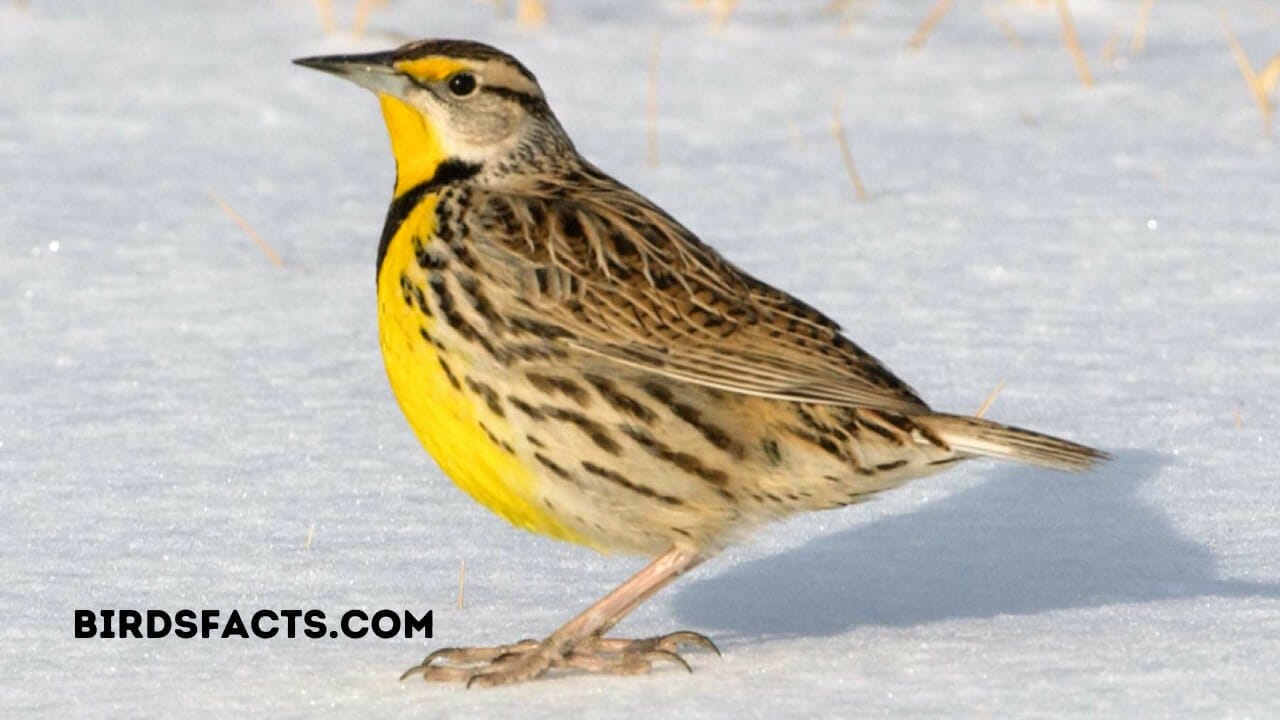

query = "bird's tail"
[917,413,1108,472]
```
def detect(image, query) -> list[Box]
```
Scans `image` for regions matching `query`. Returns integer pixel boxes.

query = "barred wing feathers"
[466,165,931,415]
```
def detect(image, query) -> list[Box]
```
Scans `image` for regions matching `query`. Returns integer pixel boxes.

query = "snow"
[3,0,1278,717]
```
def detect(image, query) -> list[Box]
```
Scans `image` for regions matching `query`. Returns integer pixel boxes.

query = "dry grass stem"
[516,0,547,28]
[827,0,874,33]
[304,520,315,550]
[352,0,389,36]
[1055,0,1094,87]
[974,380,1006,419]
[1233,406,1244,429]
[1261,54,1280,94]
[457,559,467,609]
[647,34,660,167]
[831,103,869,203]
[1101,30,1121,64]
[985,4,1025,50]
[313,0,336,34]
[712,0,739,29]
[1131,0,1155,53]
[1221,10,1274,134]
[908,0,954,51]
[208,189,285,268]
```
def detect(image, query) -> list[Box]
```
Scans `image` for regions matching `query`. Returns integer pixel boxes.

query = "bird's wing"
[467,165,931,414]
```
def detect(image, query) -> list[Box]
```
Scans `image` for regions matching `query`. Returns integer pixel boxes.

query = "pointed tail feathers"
[920,414,1109,472]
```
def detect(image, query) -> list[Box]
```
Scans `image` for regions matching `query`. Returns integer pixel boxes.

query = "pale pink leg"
[545,545,704,652]
[403,546,717,687]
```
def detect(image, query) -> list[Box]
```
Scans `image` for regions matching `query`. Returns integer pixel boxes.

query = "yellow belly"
[375,197,588,546]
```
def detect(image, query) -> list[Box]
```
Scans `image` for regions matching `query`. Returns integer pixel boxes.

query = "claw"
[421,646,462,667]
[400,646,472,681]
[657,630,721,657]
[400,646,461,681]
[649,649,692,673]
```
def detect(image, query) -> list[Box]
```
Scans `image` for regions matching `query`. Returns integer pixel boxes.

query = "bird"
[294,38,1106,688]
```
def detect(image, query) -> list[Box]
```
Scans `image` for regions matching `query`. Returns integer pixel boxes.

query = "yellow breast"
[375,198,588,546]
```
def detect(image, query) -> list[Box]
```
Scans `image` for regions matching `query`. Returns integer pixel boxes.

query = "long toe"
[563,632,713,675]
[588,631,720,657]
[563,650,654,675]
[561,647,692,675]
[464,650,555,688]
[414,664,484,683]
[402,639,542,682]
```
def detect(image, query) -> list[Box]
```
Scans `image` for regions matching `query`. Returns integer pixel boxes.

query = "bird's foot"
[401,630,719,687]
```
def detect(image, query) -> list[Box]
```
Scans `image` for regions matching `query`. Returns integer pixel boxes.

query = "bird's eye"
[447,72,477,97]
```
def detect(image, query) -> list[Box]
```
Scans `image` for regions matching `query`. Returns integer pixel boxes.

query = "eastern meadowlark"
[295,39,1106,687]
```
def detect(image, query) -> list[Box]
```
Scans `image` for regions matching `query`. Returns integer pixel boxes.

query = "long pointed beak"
[293,50,410,96]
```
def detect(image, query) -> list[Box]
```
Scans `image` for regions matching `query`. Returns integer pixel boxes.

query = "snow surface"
[3,1,1278,717]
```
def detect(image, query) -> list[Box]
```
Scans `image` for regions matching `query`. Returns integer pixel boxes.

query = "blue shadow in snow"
[673,450,1280,640]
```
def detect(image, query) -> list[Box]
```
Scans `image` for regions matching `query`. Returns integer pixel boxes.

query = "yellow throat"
[378,94,445,197]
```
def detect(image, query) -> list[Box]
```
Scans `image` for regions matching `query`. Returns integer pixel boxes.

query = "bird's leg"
[403,545,717,687]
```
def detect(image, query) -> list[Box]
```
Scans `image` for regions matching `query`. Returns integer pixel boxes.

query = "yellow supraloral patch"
[394,57,471,84]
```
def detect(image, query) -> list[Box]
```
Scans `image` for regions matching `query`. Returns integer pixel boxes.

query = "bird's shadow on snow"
[673,450,1280,641]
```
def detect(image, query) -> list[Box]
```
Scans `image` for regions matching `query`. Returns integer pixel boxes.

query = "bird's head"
[295,39,572,196]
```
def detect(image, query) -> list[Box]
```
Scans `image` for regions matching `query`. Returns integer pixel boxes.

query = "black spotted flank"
[761,438,783,466]
[508,396,545,421]
[525,373,590,406]
[784,424,848,463]
[465,377,505,418]
[581,462,684,506]
[477,421,514,454]
[534,452,572,480]
[582,374,655,424]
[376,158,481,280]
[620,426,732,498]
[544,406,620,455]
[436,356,462,390]
[418,326,446,351]
[640,381,743,457]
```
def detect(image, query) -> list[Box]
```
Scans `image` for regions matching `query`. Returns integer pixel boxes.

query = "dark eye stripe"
[483,85,548,115]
